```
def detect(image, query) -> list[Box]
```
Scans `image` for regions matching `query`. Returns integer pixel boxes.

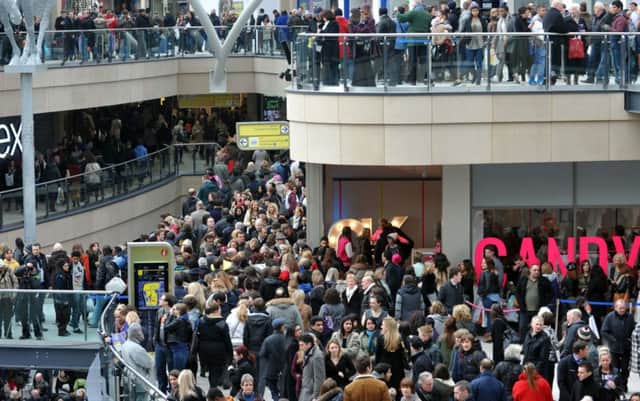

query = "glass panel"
[473,208,574,265]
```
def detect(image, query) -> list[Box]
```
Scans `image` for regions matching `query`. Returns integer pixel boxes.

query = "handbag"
[105,276,126,294]
[188,319,200,371]
[568,37,585,59]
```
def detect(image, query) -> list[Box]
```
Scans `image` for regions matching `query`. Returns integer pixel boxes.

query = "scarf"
[366,330,376,353]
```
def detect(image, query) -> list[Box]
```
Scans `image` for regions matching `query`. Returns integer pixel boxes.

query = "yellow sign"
[236,121,290,150]
[178,94,243,108]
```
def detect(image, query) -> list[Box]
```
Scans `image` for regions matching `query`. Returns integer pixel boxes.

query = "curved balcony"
[0,26,292,116]
[286,32,640,166]
[290,32,640,93]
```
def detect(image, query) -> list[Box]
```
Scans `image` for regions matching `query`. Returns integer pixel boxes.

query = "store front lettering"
[0,122,22,159]
[474,235,640,277]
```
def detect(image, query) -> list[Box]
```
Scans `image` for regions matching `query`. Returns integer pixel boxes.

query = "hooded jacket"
[395,284,425,321]
[121,323,154,381]
[197,315,233,363]
[267,297,304,330]
[243,312,273,354]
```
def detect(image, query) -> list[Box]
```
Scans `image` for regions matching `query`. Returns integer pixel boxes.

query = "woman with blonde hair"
[375,316,406,391]
[177,369,205,401]
[292,289,312,331]
[324,339,355,389]
[452,304,476,335]
[187,282,206,312]
[227,299,250,347]
[125,310,140,326]
[266,202,279,223]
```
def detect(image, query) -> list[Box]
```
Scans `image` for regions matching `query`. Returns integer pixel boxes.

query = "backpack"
[503,326,518,348]
[323,313,335,332]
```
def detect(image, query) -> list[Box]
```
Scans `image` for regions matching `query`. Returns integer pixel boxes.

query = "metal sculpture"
[190,0,262,92]
[1,0,56,65]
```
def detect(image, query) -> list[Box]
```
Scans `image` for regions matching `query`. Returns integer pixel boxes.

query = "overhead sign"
[177,94,243,108]
[236,121,290,150]
[0,118,22,159]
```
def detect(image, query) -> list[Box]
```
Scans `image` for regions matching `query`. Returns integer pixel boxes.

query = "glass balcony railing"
[0,143,218,230]
[0,25,304,68]
[293,32,640,92]
[99,293,168,401]
[0,288,112,342]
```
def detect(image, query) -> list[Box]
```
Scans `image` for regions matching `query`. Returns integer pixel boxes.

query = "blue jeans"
[169,342,189,371]
[119,34,130,60]
[529,45,546,85]
[482,293,501,331]
[155,344,172,392]
[79,33,89,62]
[89,295,107,327]
[465,47,484,79]
[70,293,85,329]
[596,40,621,83]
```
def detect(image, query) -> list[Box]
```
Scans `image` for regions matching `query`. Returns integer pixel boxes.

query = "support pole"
[21,72,36,244]
[5,64,47,245]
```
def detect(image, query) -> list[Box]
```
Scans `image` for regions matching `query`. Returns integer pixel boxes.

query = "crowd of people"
[0,370,89,401]
[299,0,640,87]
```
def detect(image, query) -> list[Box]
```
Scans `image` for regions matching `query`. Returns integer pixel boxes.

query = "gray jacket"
[299,346,326,401]
[121,323,154,387]
[267,297,304,330]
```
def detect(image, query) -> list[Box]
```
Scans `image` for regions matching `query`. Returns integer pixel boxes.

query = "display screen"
[133,262,169,310]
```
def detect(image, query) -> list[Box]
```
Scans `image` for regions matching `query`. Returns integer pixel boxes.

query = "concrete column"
[442,165,471,265]
[306,163,324,247]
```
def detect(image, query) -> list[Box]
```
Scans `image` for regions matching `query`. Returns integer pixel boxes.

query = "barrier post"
[555,298,560,336]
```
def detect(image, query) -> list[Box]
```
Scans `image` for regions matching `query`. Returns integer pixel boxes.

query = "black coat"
[557,354,579,401]
[491,317,508,364]
[438,281,464,314]
[601,311,635,354]
[543,7,569,70]
[494,358,523,401]
[341,287,363,317]
[197,316,233,364]
[324,354,355,388]
[243,312,273,354]
[259,332,287,379]
[522,330,553,384]
[165,315,193,344]
[319,20,339,64]
[411,350,434,384]
[570,374,600,401]
[515,276,554,312]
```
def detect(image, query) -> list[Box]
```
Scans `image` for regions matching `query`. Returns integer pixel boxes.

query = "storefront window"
[473,206,640,265]
[473,208,573,265]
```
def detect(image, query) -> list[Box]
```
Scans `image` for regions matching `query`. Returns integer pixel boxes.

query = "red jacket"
[336,16,350,59]
[512,371,553,401]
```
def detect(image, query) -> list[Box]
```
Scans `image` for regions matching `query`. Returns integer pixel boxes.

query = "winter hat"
[391,253,402,265]
[577,326,592,341]
[272,318,286,330]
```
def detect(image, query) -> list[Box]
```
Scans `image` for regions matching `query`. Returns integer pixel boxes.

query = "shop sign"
[236,121,289,150]
[0,119,22,159]
[177,94,243,108]
[474,235,640,276]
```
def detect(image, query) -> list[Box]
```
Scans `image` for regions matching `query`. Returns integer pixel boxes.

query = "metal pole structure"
[5,64,46,245]
[21,72,35,244]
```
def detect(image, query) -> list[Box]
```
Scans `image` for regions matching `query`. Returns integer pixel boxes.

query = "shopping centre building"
[2,24,640,270]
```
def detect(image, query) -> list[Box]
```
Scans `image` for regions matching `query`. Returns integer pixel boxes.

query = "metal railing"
[99,293,169,401]
[0,25,305,67]
[0,288,111,341]
[0,142,219,229]
[292,31,640,92]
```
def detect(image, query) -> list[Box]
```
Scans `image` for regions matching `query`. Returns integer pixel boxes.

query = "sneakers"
[19,335,31,340]
[73,328,83,334]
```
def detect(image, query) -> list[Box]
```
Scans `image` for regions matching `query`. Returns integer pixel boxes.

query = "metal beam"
[191,0,263,92]
[0,340,102,370]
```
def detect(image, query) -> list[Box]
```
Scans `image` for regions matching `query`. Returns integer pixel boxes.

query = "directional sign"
[236,121,290,151]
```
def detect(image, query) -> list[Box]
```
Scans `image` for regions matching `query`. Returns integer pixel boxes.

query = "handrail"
[0,289,112,294]
[0,24,306,35]
[0,145,171,196]
[297,31,637,37]
[99,293,169,401]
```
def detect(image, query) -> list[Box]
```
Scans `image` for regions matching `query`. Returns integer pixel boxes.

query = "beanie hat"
[577,326,592,341]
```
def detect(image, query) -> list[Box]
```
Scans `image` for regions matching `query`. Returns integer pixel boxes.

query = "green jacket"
[397,6,432,35]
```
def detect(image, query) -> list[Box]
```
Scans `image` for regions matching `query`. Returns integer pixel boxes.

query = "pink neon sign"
[474,235,640,279]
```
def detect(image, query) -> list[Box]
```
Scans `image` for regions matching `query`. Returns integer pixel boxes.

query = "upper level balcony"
[286,31,640,166]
